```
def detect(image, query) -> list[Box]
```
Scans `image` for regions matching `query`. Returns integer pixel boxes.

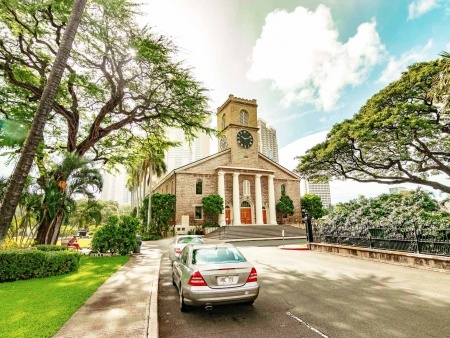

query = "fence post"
[305,213,313,249]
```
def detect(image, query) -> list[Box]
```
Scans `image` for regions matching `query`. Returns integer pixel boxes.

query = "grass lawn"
[0,255,130,338]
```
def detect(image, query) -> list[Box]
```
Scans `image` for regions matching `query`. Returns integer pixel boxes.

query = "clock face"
[236,130,253,148]
[220,135,227,150]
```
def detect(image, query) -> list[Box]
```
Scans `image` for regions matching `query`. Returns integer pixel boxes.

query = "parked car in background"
[172,243,259,312]
[169,235,205,262]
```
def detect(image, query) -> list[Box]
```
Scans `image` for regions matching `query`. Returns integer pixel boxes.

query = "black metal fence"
[313,228,450,257]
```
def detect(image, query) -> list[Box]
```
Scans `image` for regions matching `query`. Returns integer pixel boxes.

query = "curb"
[278,245,309,251]
[148,254,161,338]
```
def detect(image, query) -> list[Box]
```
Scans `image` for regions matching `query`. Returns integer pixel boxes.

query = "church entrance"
[240,201,252,224]
[225,206,231,225]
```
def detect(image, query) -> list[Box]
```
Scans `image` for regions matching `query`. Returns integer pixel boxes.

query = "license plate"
[217,275,238,285]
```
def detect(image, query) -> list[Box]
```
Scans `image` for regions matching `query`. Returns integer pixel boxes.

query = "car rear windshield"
[178,237,204,244]
[192,247,246,265]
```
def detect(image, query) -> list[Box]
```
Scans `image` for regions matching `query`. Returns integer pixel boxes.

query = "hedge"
[32,245,68,252]
[0,250,81,282]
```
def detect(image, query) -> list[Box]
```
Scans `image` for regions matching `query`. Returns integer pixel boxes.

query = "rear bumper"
[183,283,259,306]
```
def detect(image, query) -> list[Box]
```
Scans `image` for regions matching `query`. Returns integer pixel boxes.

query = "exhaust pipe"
[205,303,213,311]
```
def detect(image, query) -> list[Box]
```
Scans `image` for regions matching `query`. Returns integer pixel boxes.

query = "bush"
[32,245,67,252]
[0,250,81,282]
[91,215,139,255]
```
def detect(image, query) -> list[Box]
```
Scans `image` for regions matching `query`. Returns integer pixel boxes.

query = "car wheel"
[172,271,176,287]
[244,301,254,306]
[179,285,189,312]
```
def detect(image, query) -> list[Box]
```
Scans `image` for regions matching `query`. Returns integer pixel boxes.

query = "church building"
[153,95,301,229]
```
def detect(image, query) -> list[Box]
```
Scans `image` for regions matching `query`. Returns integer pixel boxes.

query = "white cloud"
[378,40,433,84]
[278,130,329,171]
[247,5,385,111]
[408,0,439,20]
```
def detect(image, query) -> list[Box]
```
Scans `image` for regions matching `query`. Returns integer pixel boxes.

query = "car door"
[173,246,189,286]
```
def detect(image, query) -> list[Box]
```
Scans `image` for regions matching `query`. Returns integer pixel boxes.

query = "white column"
[218,171,226,226]
[255,174,263,224]
[268,175,277,225]
[233,173,241,225]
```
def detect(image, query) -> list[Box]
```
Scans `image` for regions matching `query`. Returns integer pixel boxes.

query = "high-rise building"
[164,119,211,173]
[100,166,131,205]
[301,179,332,209]
[257,119,278,162]
[389,186,407,194]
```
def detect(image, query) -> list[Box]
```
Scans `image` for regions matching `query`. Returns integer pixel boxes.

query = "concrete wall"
[311,243,450,273]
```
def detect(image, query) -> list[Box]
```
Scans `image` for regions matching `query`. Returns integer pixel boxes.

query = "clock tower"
[217,94,259,165]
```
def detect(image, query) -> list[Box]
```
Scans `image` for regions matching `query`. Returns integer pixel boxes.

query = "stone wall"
[310,243,450,272]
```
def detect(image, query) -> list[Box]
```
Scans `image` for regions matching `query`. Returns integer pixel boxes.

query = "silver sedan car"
[172,243,259,312]
[168,235,205,262]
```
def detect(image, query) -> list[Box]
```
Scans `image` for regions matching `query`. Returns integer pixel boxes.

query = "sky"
[1,0,450,203]
[137,0,450,203]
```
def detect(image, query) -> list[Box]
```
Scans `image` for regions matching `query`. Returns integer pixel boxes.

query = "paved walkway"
[54,242,163,338]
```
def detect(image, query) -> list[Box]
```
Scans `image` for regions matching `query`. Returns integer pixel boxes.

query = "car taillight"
[188,271,207,286]
[246,267,257,283]
[175,248,181,254]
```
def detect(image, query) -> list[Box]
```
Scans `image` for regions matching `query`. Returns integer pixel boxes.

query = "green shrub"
[91,215,139,255]
[0,250,81,282]
[32,245,68,252]
[194,226,204,235]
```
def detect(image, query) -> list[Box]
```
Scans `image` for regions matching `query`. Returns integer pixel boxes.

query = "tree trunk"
[51,213,64,244]
[0,0,87,245]
[147,166,153,231]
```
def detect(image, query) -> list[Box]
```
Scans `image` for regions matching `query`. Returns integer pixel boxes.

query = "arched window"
[243,180,250,196]
[196,180,203,195]
[222,114,226,130]
[281,184,286,196]
[241,201,251,208]
[240,110,249,126]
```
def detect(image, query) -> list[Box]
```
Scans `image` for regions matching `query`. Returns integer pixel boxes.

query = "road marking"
[286,312,329,338]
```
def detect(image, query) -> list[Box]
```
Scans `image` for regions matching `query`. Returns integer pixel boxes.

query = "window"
[241,201,251,208]
[243,180,250,197]
[240,110,249,126]
[195,206,203,220]
[281,184,286,196]
[196,180,203,194]
[222,114,226,130]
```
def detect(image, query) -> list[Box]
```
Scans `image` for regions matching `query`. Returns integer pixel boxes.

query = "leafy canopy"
[296,57,450,194]
[0,0,215,167]
[300,194,327,219]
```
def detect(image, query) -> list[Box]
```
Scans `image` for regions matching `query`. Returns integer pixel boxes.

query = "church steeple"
[216,95,259,165]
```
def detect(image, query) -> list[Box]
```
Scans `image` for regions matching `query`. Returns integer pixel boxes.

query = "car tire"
[244,301,254,306]
[179,285,189,312]
[172,271,176,287]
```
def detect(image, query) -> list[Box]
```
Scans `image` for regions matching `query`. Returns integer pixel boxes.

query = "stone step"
[205,224,306,240]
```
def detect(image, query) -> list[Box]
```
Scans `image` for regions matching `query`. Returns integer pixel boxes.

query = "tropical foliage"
[0,0,214,241]
[91,215,139,255]
[202,194,224,226]
[296,54,450,194]
[139,193,175,238]
[300,194,327,219]
[276,194,294,221]
[318,189,450,240]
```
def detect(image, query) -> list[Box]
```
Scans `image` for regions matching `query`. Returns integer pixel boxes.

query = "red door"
[262,209,267,224]
[240,208,252,224]
[225,209,231,225]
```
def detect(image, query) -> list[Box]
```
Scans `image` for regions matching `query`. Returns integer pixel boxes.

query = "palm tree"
[0,0,87,244]
[35,153,102,244]
[143,150,168,229]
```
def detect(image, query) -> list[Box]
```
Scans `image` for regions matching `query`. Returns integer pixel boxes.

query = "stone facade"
[153,95,301,228]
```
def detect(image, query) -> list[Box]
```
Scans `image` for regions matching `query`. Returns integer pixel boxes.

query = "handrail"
[218,219,232,240]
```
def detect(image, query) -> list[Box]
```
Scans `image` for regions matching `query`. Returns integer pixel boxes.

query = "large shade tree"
[0,0,214,243]
[296,56,450,194]
[0,0,87,244]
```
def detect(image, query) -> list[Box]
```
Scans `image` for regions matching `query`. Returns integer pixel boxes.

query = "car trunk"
[195,262,252,288]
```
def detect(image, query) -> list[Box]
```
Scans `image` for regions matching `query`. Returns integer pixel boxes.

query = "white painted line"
[286,311,329,338]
